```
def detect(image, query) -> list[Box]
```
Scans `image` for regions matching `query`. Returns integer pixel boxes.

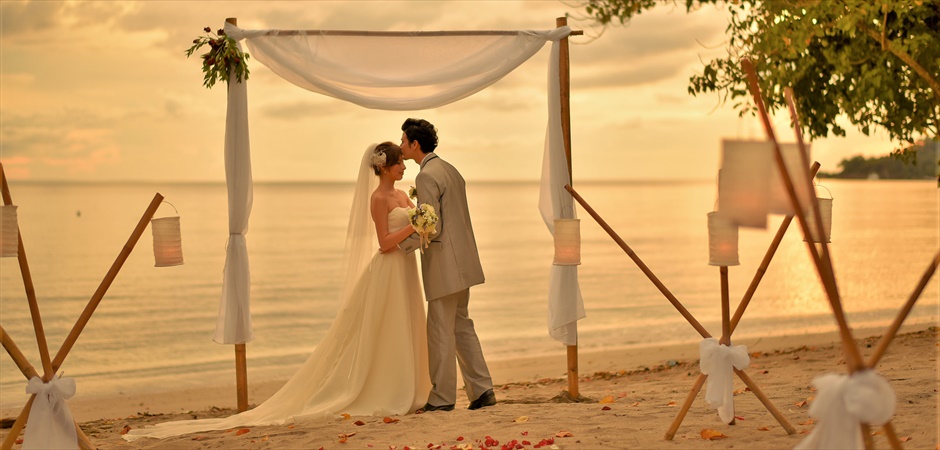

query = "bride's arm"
[371,195,416,253]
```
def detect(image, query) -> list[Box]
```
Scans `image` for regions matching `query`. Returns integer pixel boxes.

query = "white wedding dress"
[126,207,430,441]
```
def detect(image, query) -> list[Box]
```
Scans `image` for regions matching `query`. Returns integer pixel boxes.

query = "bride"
[126,142,430,441]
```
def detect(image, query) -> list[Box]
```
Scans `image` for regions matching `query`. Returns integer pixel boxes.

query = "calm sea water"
[1,180,937,408]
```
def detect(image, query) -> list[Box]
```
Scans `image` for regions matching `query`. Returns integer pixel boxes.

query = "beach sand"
[2,324,937,449]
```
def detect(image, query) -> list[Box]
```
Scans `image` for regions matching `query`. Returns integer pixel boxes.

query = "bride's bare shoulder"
[370,189,388,208]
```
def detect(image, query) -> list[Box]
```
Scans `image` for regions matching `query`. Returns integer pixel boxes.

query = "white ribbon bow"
[23,375,78,450]
[795,370,896,449]
[699,338,750,423]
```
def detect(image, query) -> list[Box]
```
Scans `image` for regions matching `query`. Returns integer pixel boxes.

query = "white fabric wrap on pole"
[223,22,575,343]
[538,35,584,346]
[795,370,896,450]
[699,338,750,423]
[212,46,255,345]
[23,376,78,450]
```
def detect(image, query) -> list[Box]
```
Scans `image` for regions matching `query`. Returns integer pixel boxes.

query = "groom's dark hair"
[401,118,438,153]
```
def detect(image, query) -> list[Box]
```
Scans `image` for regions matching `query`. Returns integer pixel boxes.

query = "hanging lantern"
[152,202,183,267]
[708,212,739,266]
[769,143,814,216]
[0,205,19,258]
[553,218,581,266]
[804,186,833,243]
[718,140,773,229]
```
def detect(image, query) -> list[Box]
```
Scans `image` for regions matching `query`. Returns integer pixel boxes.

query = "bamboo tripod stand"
[565,183,800,439]
[0,163,164,450]
[741,59,940,450]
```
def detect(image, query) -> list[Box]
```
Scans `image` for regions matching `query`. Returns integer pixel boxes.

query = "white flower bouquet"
[408,203,438,253]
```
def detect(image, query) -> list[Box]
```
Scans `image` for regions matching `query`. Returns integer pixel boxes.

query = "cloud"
[0,1,63,37]
[1,113,122,176]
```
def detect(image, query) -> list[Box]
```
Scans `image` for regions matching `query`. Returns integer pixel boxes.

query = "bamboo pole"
[2,193,163,450]
[226,16,251,414]
[1,397,33,450]
[719,267,731,345]
[565,184,795,437]
[783,89,845,328]
[565,184,711,338]
[1,328,96,449]
[782,86,906,449]
[236,343,249,412]
[555,15,581,400]
[51,193,164,373]
[76,422,95,450]
[735,368,796,434]
[1,326,40,380]
[1,195,160,449]
[557,16,573,185]
[882,421,904,450]
[664,373,707,440]
[869,251,940,367]
[0,164,54,378]
[741,60,864,372]
[729,162,821,333]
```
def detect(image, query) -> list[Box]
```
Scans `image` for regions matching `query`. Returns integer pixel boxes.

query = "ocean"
[1,179,937,408]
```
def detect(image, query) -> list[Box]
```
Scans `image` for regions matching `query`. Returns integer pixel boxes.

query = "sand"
[2,324,937,449]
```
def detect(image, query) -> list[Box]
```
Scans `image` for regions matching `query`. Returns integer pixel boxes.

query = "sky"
[0,0,897,183]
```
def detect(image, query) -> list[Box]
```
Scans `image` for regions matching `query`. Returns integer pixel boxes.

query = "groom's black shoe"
[418,402,454,413]
[468,389,497,410]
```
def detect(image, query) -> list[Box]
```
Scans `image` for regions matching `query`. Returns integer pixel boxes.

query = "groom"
[398,118,496,412]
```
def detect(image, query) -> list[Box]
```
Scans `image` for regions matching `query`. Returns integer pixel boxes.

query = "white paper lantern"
[152,215,184,267]
[0,205,19,258]
[804,195,833,243]
[769,143,814,215]
[718,140,773,229]
[708,212,739,266]
[553,218,581,266]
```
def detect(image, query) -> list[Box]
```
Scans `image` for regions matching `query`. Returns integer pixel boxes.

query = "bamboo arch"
[217,16,587,412]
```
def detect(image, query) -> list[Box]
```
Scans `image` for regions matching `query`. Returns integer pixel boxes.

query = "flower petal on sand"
[700,429,728,440]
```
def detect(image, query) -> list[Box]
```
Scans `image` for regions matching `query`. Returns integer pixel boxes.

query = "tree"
[578,0,939,160]
[821,139,940,178]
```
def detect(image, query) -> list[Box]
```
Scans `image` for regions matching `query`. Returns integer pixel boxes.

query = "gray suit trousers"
[426,288,493,406]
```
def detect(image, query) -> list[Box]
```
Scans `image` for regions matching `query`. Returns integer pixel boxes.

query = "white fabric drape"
[212,52,255,345]
[795,370,895,450]
[226,24,571,111]
[23,376,77,450]
[218,22,576,345]
[538,38,585,345]
[699,338,750,424]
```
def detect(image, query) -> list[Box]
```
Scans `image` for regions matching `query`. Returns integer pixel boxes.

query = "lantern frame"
[151,201,184,267]
[553,218,581,266]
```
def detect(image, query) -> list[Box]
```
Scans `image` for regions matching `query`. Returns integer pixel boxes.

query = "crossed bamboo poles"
[0,163,163,450]
[565,183,799,438]
[564,59,939,446]
[745,60,939,450]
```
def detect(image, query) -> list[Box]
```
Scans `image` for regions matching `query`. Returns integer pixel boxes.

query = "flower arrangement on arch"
[185,26,250,89]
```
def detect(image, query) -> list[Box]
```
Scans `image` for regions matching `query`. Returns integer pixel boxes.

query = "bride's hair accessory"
[370,151,387,172]
[370,142,403,175]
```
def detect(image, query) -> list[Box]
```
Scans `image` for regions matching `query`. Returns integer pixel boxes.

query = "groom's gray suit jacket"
[401,152,485,301]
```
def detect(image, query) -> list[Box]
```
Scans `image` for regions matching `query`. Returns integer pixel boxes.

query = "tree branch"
[860,25,940,104]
